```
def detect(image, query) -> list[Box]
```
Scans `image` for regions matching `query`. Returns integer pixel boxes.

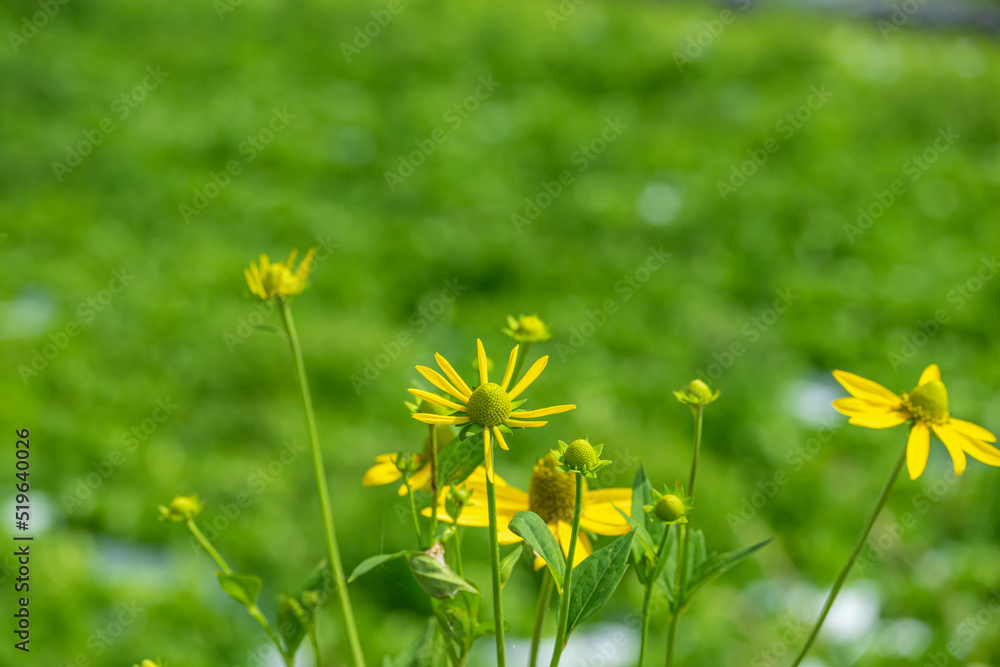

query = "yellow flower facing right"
[833,364,999,479]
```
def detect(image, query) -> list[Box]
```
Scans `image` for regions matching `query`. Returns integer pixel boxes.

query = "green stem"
[529,572,555,667]
[687,406,704,496]
[550,474,583,667]
[510,341,532,383]
[639,528,672,667]
[309,627,322,667]
[279,301,365,667]
[454,526,464,578]
[665,523,688,667]
[429,424,440,543]
[486,470,507,667]
[187,520,290,666]
[403,477,425,548]
[789,442,907,666]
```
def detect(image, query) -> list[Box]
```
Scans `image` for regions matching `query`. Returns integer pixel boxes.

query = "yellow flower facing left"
[244,248,316,301]
[408,339,576,482]
[833,364,1000,479]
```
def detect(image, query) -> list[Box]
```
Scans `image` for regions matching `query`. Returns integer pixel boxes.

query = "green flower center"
[563,439,598,472]
[903,379,949,424]
[655,495,686,523]
[529,454,586,523]
[466,382,511,427]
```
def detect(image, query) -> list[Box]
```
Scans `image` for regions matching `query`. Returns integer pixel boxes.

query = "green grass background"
[3,0,1000,664]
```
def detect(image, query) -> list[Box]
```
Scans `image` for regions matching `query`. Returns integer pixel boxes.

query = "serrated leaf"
[216,572,262,608]
[349,551,417,582]
[508,511,565,591]
[408,553,477,598]
[436,435,481,489]
[683,537,773,605]
[565,528,636,636]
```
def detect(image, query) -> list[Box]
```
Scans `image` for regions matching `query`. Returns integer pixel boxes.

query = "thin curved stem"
[639,527,672,667]
[429,424,440,543]
[550,474,583,667]
[665,523,688,667]
[486,467,507,667]
[530,572,555,667]
[687,406,704,496]
[789,442,907,666]
[279,301,365,667]
[403,477,425,548]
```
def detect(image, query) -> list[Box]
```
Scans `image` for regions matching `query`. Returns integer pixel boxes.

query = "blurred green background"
[3,0,1000,665]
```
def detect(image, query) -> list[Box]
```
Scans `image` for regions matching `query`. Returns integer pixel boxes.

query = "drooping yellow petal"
[848,411,909,429]
[407,388,465,412]
[918,364,941,386]
[294,248,316,281]
[412,414,471,426]
[931,424,967,476]
[832,397,901,419]
[476,339,489,386]
[436,353,474,397]
[948,418,997,443]
[506,418,547,428]
[508,356,549,400]
[906,422,930,479]
[510,404,577,419]
[500,345,519,391]
[484,428,494,482]
[493,426,509,451]
[580,500,633,536]
[950,430,1000,466]
[362,455,403,486]
[416,365,470,402]
[554,521,592,568]
[833,370,903,407]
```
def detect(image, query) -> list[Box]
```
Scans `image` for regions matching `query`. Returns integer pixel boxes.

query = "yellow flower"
[833,364,999,479]
[362,424,454,495]
[244,249,316,301]
[428,455,632,568]
[408,339,576,482]
[503,314,552,343]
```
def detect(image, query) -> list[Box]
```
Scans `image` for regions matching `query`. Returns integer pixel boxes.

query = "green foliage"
[508,511,566,591]
[216,572,262,608]
[566,529,637,637]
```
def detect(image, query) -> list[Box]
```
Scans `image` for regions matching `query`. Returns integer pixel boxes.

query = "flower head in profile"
[408,339,576,482]
[643,483,692,524]
[362,408,455,495]
[158,495,203,522]
[427,454,632,568]
[503,314,552,343]
[833,364,999,479]
[244,249,316,301]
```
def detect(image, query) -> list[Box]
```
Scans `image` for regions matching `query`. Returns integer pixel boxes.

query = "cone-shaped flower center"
[655,495,686,522]
[904,379,949,424]
[466,382,512,427]
[563,439,598,472]
[529,454,586,523]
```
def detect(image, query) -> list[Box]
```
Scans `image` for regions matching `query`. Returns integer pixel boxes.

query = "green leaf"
[627,464,662,583]
[499,544,522,590]
[349,551,417,582]
[215,572,262,608]
[685,529,708,582]
[683,537,773,605]
[435,435,481,489]
[508,511,565,591]
[408,553,477,598]
[566,528,636,636]
[432,588,481,658]
[279,560,333,657]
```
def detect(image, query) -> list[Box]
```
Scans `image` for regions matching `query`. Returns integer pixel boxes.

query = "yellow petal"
[416,365,470,401]
[508,356,549,400]
[362,457,403,487]
[407,388,465,412]
[511,404,577,419]
[832,370,903,407]
[931,424,967,476]
[493,426,509,451]
[580,500,633,535]
[436,353,473,397]
[848,411,909,429]
[906,422,930,479]
[948,429,1000,466]
[918,364,941,386]
[832,397,900,418]
[506,418,547,428]
[477,339,489,386]
[500,345,519,391]
[552,521,592,568]
[484,428,494,483]
[412,414,470,426]
[948,418,997,443]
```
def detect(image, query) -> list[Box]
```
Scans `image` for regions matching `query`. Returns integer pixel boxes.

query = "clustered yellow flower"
[833,364,999,479]
[244,249,316,301]
[408,339,576,482]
